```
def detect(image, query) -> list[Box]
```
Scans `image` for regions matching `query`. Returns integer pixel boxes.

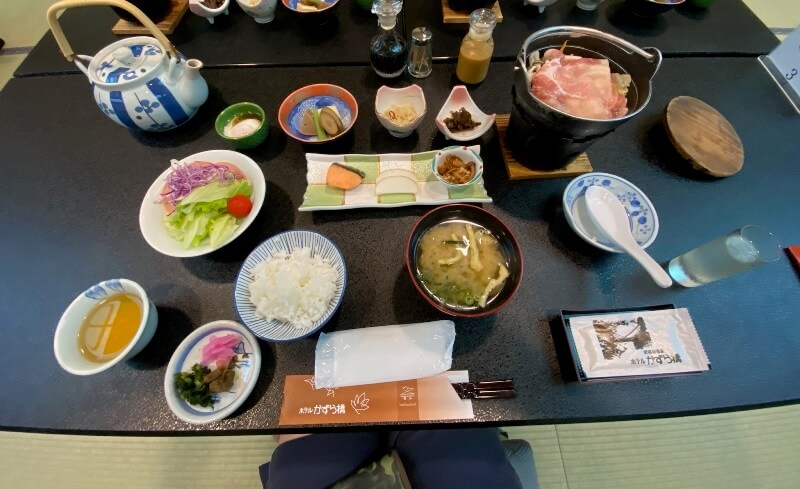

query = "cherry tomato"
[227,195,253,218]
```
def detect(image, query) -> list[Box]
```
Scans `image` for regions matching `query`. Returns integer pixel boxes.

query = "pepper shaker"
[408,27,433,79]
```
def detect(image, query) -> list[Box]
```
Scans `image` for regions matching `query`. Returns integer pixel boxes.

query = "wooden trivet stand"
[441,0,504,24]
[112,0,189,35]
[495,114,593,180]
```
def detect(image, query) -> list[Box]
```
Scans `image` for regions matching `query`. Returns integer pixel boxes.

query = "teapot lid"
[92,38,165,85]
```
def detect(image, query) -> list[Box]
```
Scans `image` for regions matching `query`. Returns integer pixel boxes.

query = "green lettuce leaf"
[164,179,251,249]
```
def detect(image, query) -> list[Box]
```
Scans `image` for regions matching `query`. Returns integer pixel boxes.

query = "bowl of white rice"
[234,230,347,342]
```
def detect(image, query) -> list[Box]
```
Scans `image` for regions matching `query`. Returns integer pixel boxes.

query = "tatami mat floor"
[1,1,799,488]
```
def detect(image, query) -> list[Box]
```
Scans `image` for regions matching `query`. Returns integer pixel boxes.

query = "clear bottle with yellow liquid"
[456,9,497,85]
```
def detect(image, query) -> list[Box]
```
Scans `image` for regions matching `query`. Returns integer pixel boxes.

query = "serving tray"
[299,146,492,211]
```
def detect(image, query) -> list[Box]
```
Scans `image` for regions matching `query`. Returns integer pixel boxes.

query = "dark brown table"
[404,0,778,60]
[15,3,388,76]
[0,58,798,434]
[15,0,778,77]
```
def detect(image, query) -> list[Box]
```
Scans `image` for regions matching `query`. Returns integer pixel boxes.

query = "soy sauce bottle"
[370,0,407,78]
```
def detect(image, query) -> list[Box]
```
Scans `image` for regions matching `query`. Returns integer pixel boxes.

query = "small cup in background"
[236,0,278,23]
[668,225,782,287]
[576,0,605,11]
[215,102,268,150]
[189,0,231,24]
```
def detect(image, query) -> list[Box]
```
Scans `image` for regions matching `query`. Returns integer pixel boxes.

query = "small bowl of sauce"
[215,102,268,150]
[54,279,158,376]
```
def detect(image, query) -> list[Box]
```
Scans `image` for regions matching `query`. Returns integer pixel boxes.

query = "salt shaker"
[408,27,433,79]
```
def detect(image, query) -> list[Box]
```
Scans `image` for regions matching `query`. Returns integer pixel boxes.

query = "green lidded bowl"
[215,102,268,150]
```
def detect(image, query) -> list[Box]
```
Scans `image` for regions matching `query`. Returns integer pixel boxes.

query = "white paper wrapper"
[569,308,709,379]
[314,321,456,389]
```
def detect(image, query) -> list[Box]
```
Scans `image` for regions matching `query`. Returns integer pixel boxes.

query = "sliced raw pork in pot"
[530,49,631,120]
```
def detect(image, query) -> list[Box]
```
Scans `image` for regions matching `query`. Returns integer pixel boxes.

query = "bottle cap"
[411,27,432,45]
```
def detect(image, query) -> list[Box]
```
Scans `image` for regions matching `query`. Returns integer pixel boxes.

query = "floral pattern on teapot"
[85,36,208,132]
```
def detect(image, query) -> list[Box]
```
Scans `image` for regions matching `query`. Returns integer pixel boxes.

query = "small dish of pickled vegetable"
[432,146,483,188]
[406,204,523,317]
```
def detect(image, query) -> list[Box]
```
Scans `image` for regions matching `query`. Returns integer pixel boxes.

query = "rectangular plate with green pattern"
[299,146,492,212]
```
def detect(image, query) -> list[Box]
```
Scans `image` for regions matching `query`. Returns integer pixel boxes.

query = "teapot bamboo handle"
[46,0,179,62]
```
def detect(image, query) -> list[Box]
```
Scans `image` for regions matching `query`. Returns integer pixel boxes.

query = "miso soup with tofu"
[415,221,510,311]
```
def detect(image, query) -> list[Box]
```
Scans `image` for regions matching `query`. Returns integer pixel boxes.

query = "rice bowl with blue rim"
[234,230,347,342]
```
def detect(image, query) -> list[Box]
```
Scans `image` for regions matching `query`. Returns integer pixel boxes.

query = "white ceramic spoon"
[585,185,673,288]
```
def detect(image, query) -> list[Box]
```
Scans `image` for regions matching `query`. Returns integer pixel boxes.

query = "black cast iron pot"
[507,26,662,169]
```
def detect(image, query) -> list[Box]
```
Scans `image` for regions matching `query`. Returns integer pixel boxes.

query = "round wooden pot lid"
[664,96,744,177]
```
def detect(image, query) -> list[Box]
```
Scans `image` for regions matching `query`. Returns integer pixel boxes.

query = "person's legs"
[260,432,382,489]
[391,428,523,489]
[502,439,540,489]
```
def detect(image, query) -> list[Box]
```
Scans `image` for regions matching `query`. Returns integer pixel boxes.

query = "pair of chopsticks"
[451,380,516,400]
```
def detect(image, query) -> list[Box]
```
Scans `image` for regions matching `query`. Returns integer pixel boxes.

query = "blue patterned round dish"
[164,320,261,424]
[278,84,358,144]
[287,95,352,141]
[562,172,659,253]
[234,230,347,342]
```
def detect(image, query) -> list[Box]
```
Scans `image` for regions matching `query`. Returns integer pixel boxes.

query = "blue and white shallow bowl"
[563,172,659,253]
[54,279,158,376]
[164,320,261,424]
[234,231,347,342]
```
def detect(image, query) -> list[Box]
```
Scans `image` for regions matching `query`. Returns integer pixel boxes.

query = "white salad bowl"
[54,279,158,376]
[375,85,427,138]
[164,320,261,424]
[435,85,496,142]
[234,230,347,342]
[139,149,266,258]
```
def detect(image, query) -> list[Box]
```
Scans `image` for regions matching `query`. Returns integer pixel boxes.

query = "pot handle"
[517,26,662,71]
[641,47,663,81]
[46,0,179,63]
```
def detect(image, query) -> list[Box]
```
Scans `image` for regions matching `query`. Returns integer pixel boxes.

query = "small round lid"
[93,39,165,85]
[411,27,432,45]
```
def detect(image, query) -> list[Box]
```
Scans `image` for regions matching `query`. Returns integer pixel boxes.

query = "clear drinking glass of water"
[668,225,782,287]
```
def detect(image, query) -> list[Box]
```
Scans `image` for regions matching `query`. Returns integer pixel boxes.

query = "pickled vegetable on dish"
[437,154,476,185]
[443,107,481,132]
[528,47,632,120]
[298,106,345,140]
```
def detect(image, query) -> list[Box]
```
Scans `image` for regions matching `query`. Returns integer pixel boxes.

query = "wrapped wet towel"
[314,321,456,389]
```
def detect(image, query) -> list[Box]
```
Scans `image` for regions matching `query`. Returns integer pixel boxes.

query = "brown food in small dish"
[438,155,476,185]
[443,107,481,132]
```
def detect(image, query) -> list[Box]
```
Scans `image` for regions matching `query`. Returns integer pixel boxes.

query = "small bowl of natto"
[215,102,268,150]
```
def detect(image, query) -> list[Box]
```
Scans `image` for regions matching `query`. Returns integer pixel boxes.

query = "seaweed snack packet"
[566,308,710,381]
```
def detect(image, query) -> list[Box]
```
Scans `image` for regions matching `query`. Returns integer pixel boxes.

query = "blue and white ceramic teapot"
[47,0,209,132]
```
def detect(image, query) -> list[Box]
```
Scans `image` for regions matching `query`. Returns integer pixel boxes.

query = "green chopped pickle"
[174,363,214,408]
[422,279,477,307]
